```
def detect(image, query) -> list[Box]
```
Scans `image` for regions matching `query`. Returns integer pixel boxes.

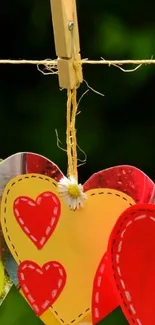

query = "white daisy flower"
[57,176,87,210]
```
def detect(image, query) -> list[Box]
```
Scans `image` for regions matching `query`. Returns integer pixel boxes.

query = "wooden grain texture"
[50,0,82,88]
[63,0,73,21]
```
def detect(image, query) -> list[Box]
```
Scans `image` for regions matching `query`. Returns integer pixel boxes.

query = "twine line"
[1,56,154,180]
[0,58,155,66]
[66,89,78,180]
[66,62,80,181]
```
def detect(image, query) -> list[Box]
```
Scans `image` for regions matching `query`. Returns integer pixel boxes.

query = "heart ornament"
[107,203,155,325]
[0,163,135,324]
[1,153,155,325]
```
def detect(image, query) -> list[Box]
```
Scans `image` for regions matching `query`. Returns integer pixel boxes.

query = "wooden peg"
[50,0,83,89]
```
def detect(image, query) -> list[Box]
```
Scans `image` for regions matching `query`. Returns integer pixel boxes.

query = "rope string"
[66,88,78,180]
[0,58,155,66]
[66,60,79,180]
[1,56,154,180]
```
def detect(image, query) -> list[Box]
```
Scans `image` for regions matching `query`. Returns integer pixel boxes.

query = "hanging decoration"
[0,1,154,325]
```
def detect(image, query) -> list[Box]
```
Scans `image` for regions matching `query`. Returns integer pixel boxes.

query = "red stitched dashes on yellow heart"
[18,260,66,316]
[14,192,61,249]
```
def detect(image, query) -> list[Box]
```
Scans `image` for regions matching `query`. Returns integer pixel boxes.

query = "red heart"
[26,153,63,182]
[18,260,66,316]
[107,203,155,325]
[14,192,61,249]
[84,165,155,204]
[90,166,155,322]
[92,254,118,324]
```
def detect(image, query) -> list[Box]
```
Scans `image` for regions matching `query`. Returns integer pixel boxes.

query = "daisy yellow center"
[68,184,81,198]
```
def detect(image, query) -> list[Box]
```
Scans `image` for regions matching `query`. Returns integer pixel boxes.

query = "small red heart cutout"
[14,192,61,249]
[108,204,155,325]
[18,260,66,316]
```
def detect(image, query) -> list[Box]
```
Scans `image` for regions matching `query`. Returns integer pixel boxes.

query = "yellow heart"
[1,174,135,325]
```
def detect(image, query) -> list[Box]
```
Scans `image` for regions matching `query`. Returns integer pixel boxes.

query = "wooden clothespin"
[50,0,83,89]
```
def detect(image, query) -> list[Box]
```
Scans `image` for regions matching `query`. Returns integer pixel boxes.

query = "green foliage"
[0,286,128,325]
[0,262,4,296]
[0,286,42,325]
[100,307,128,325]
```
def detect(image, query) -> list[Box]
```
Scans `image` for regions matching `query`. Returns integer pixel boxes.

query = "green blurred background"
[0,0,155,182]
